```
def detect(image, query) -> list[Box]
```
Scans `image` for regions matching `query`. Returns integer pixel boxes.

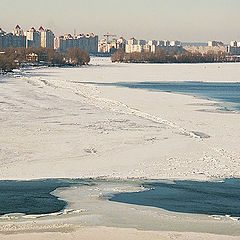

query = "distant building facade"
[98,39,108,53]
[208,41,224,47]
[230,41,238,47]
[26,27,41,48]
[117,37,127,51]
[170,40,181,47]
[227,46,240,55]
[25,26,55,48]
[125,38,184,53]
[0,25,26,48]
[183,40,228,54]
[126,44,144,53]
[39,27,55,48]
[13,25,24,36]
[227,41,240,55]
[184,45,227,54]
[26,52,39,62]
[98,37,126,53]
[55,33,98,54]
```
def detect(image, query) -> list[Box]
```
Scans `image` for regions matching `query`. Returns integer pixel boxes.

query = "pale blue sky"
[1,0,239,42]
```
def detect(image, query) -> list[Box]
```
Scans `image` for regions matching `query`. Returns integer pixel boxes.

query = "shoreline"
[80,81,240,113]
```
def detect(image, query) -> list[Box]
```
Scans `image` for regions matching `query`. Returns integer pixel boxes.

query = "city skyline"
[1,0,240,42]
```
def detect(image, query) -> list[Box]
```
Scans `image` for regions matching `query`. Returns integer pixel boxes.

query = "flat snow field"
[1,58,240,239]
[1,58,240,180]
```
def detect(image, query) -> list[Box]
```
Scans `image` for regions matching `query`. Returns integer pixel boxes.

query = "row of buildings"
[1,25,240,56]
[98,37,183,54]
[98,36,240,56]
[184,41,227,55]
[54,33,98,53]
[0,26,26,48]
[185,40,240,55]
[0,25,55,49]
[125,38,183,53]
[0,25,98,54]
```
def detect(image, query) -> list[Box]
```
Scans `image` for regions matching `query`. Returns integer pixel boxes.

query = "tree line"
[111,49,232,64]
[0,47,90,73]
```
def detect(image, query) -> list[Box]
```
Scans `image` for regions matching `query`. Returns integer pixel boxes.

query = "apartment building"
[25,26,55,48]
[55,33,98,54]
[126,44,144,53]
[117,37,127,51]
[128,38,138,45]
[0,26,26,48]
[184,40,227,54]
[98,39,108,53]
[125,38,183,53]
[26,27,41,48]
[98,37,126,53]
[39,27,55,48]
[13,25,24,36]
[227,41,240,55]
[208,41,224,47]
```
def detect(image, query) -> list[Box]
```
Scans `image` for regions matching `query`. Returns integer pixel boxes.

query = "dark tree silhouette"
[0,47,91,73]
[111,49,232,64]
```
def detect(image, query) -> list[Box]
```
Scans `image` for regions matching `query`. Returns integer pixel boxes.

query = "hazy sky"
[1,0,240,42]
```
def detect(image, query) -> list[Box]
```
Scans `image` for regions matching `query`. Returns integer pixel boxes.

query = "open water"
[86,81,240,111]
[0,179,240,218]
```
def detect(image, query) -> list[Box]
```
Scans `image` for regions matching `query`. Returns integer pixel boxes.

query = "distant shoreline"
[111,50,239,64]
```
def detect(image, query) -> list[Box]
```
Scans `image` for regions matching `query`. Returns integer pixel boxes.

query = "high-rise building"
[170,40,181,47]
[54,33,98,54]
[39,26,55,48]
[230,41,238,47]
[98,39,108,53]
[227,41,240,55]
[208,41,224,47]
[125,38,183,53]
[117,37,126,51]
[128,38,138,45]
[0,26,26,48]
[13,25,24,36]
[148,40,158,46]
[0,28,6,36]
[163,40,170,47]
[0,28,5,48]
[26,27,41,48]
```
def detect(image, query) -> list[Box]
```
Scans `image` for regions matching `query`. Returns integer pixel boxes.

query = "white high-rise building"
[0,26,26,48]
[163,40,170,47]
[26,27,41,48]
[13,25,24,36]
[54,33,98,54]
[148,40,158,46]
[208,41,224,47]
[39,26,55,48]
[128,38,138,45]
[170,40,181,47]
[230,41,238,47]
